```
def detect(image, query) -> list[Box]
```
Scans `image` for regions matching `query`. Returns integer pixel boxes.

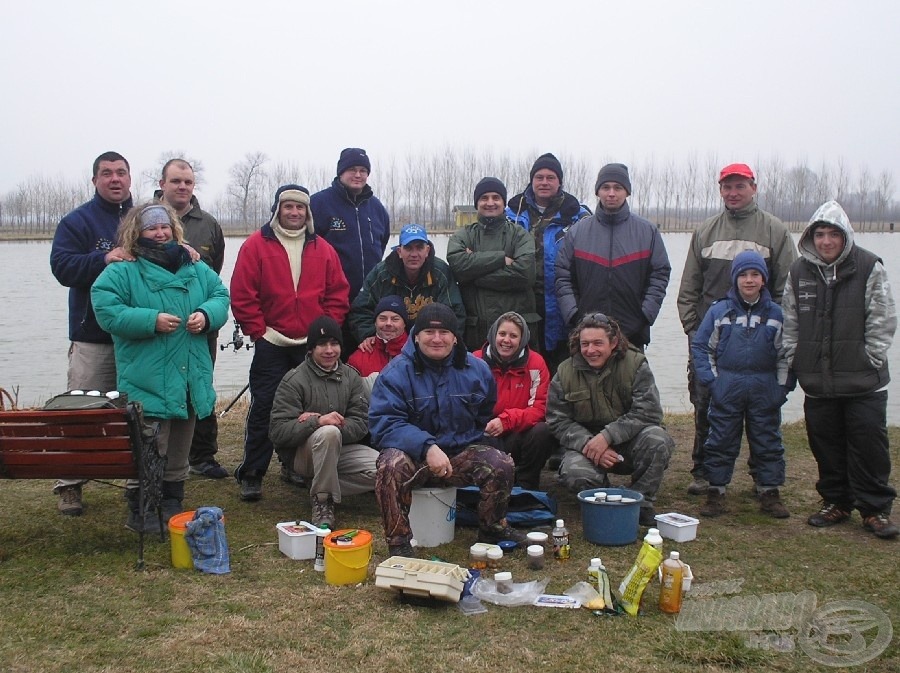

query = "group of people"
[50,147,898,550]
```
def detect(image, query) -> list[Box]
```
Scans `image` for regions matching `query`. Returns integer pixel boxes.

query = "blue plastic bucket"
[578,487,644,546]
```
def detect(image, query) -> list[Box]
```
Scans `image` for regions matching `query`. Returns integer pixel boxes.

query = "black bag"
[43,390,127,411]
[455,486,558,528]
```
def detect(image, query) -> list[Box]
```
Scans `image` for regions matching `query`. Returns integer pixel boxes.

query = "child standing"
[691,251,791,518]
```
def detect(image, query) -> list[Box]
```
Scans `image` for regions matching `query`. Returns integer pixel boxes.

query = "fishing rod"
[218,320,252,417]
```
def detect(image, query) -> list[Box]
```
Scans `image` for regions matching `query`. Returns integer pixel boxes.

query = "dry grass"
[1,403,898,673]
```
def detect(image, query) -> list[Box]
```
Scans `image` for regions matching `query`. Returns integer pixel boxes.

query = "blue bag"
[454,486,557,528]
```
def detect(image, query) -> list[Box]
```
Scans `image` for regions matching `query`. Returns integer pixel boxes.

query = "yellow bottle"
[658,551,684,614]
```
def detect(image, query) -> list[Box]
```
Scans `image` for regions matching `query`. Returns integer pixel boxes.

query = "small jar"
[494,571,513,594]
[486,547,503,569]
[594,491,608,502]
[607,494,622,503]
[469,544,487,570]
[527,544,545,570]
[526,531,549,552]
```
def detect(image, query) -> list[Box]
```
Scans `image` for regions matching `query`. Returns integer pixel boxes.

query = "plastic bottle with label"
[658,551,685,614]
[588,557,602,584]
[644,527,663,550]
[314,524,330,572]
[552,519,570,561]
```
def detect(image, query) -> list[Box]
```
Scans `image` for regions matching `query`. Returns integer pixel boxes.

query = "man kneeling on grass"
[369,303,527,558]
[269,316,377,529]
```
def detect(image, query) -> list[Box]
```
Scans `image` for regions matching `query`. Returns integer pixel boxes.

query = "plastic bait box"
[375,557,471,602]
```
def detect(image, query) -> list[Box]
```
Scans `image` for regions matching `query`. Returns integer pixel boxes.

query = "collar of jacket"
[305,354,344,379]
[332,176,374,205]
[260,221,315,244]
[385,247,436,287]
[476,214,508,228]
[598,200,631,225]
[726,201,759,220]
[95,191,133,215]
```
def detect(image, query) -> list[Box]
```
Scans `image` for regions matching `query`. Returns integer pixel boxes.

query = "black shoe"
[862,513,899,539]
[239,476,263,502]
[638,506,658,527]
[280,464,308,488]
[807,502,851,527]
[388,542,416,558]
[189,461,228,479]
[477,522,528,545]
[700,489,728,517]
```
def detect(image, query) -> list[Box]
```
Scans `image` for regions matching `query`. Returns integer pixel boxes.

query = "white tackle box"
[375,556,471,602]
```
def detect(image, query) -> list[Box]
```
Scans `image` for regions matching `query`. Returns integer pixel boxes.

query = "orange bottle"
[658,551,684,614]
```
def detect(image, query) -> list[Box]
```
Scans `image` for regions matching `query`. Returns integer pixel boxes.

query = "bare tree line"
[2,148,897,233]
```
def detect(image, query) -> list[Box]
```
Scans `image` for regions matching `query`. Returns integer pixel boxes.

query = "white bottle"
[587,557,602,583]
[644,527,664,550]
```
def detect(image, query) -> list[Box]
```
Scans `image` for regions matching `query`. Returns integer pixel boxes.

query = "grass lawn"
[1,405,898,673]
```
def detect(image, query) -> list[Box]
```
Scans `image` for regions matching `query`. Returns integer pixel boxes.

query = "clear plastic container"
[469,544,487,570]
[486,547,503,569]
[494,571,513,594]
[527,544,545,570]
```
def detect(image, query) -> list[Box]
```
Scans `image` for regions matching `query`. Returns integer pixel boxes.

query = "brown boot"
[759,489,790,519]
[700,488,727,517]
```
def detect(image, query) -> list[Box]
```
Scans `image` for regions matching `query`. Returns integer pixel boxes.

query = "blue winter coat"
[691,286,789,397]
[509,188,590,351]
[51,192,134,343]
[91,257,230,419]
[368,333,496,460]
[311,178,391,300]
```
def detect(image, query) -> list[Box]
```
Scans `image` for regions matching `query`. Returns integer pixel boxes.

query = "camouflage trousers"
[375,445,515,547]
[559,426,674,506]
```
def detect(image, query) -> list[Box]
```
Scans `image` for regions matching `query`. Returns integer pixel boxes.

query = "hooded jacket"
[368,329,496,460]
[310,178,391,301]
[509,187,591,350]
[473,314,550,434]
[782,201,896,397]
[555,201,670,347]
[51,192,134,343]
[447,215,538,351]
[348,244,465,342]
[677,202,796,335]
[91,256,230,419]
[230,214,350,342]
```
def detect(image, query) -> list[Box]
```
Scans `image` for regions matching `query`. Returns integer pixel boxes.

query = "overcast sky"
[2,0,897,202]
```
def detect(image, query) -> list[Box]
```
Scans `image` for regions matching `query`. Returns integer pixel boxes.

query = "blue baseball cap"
[398,223,429,247]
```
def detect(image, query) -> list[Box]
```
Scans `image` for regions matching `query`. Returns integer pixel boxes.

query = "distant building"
[453,205,478,228]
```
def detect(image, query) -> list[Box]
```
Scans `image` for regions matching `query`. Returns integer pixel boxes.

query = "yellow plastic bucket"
[323,528,373,585]
[168,511,195,569]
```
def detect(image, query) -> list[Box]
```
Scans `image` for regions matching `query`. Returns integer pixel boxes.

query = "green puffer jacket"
[546,347,664,453]
[447,216,538,351]
[91,258,230,419]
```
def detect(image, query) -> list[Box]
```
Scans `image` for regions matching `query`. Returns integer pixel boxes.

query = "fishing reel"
[220,320,252,352]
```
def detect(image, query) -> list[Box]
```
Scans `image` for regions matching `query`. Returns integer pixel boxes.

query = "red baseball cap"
[719,163,755,182]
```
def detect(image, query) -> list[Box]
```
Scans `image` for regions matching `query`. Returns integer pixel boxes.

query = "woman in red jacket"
[475,311,558,489]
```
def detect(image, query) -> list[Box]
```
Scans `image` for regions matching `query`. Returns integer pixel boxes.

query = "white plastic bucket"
[409,487,456,547]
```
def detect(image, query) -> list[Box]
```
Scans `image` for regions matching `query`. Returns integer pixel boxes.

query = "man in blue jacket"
[311,147,391,307]
[370,303,527,558]
[508,153,591,372]
[49,151,134,516]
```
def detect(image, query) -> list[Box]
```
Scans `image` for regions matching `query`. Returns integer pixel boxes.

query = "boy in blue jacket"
[691,251,791,518]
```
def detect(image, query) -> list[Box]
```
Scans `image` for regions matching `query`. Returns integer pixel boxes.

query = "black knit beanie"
[336,148,371,176]
[530,153,563,184]
[594,163,632,196]
[307,315,343,349]
[473,177,507,207]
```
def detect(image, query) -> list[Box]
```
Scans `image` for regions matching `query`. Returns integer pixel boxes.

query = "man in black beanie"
[508,153,591,372]
[447,178,538,351]
[556,162,671,350]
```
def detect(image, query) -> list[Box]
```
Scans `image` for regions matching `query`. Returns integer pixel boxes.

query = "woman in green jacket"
[92,202,230,532]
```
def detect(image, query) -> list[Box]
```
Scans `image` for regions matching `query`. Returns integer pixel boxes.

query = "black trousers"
[496,422,558,491]
[189,333,220,466]
[804,391,896,516]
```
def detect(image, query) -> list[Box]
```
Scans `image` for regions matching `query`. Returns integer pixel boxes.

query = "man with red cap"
[677,163,796,496]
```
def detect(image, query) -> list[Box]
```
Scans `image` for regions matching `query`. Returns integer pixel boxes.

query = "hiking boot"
[57,485,84,516]
[124,489,163,535]
[239,476,263,502]
[161,481,185,524]
[388,542,416,558]
[189,460,228,479]
[639,506,658,527]
[280,464,308,488]
[759,489,790,519]
[862,513,899,539]
[477,522,528,545]
[700,489,727,517]
[807,503,851,528]
[311,494,336,529]
[687,477,709,496]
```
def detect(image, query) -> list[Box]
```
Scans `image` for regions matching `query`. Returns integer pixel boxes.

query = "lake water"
[4,232,900,424]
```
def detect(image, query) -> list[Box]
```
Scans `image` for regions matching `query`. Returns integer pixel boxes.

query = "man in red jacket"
[230,184,350,501]
[348,295,409,387]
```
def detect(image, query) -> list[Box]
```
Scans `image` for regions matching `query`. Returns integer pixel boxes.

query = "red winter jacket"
[231,224,349,341]
[347,332,408,377]
[473,347,550,434]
